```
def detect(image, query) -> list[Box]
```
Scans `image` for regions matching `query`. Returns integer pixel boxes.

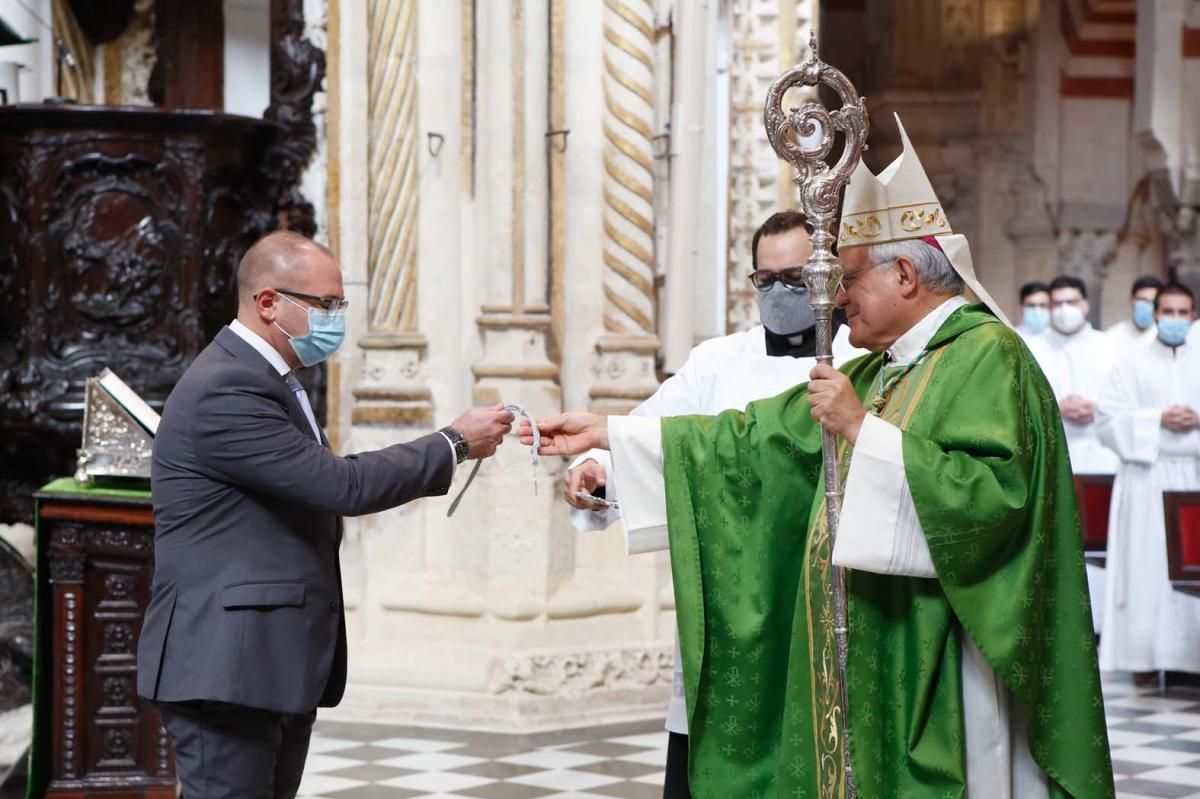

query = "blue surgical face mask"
[275,294,347,367]
[1022,306,1049,334]
[1157,316,1191,347]
[1132,298,1155,330]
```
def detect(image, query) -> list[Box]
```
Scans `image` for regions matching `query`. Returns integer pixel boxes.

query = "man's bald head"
[237,231,338,306]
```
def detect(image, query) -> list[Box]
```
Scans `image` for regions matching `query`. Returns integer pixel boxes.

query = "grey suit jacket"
[137,326,453,714]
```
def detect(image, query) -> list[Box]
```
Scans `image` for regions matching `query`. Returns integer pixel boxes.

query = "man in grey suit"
[137,231,512,799]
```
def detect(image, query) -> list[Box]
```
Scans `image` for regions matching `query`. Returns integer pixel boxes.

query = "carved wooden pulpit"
[1164,490,1200,598]
[1074,474,1114,568]
[0,0,326,527]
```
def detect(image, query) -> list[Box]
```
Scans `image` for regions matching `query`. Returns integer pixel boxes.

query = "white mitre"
[838,114,1011,326]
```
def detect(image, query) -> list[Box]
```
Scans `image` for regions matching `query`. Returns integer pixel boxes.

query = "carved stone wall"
[326,0,675,730]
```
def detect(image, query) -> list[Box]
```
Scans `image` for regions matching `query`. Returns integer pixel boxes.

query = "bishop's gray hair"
[867,239,965,295]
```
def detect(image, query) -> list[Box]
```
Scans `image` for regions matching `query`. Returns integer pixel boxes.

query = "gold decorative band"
[838,201,952,246]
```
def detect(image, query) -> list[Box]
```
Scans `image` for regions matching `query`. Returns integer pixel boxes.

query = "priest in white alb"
[1105,275,1162,353]
[1034,274,1118,633]
[1097,283,1200,680]
[523,116,1111,799]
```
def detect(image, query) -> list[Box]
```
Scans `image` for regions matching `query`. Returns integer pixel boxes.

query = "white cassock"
[1033,326,1119,475]
[607,297,1048,799]
[1029,325,1118,633]
[570,324,861,735]
[1014,323,1046,350]
[1096,336,1200,673]
[1106,319,1156,354]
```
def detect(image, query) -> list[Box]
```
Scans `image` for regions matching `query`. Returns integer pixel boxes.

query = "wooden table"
[31,478,174,799]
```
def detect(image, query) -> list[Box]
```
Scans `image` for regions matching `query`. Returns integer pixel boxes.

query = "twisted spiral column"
[601,0,657,336]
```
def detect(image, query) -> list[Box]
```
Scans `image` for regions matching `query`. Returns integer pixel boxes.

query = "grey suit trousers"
[158,700,317,799]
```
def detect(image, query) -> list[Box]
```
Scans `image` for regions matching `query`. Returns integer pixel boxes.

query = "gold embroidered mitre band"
[838,113,1011,327]
[839,114,951,247]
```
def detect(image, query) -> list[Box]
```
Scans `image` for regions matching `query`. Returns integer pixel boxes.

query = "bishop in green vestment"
[524,119,1112,799]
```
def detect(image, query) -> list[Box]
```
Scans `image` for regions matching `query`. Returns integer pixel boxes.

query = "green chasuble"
[662,303,1112,799]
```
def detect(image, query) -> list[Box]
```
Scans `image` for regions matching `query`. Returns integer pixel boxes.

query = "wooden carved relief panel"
[0,108,278,523]
[37,493,174,797]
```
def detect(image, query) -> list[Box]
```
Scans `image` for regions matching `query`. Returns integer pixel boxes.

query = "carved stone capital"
[352,334,434,426]
[1057,229,1119,280]
[588,334,660,414]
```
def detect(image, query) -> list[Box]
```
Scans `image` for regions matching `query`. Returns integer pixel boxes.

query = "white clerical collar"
[886,296,969,366]
[230,319,292,376]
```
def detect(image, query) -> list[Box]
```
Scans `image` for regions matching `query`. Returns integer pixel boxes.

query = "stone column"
[1057,229,1118,323]
[725,0,817,333]
[1005,165,1059,309]
[588,0,661,413]
[352,0,434,427]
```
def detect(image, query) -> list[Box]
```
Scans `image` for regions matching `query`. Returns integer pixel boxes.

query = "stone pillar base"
[331,643,673,732]
[352,333,434,426]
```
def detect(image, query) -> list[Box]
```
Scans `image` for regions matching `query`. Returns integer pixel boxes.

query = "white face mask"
[1051,304,1087,335]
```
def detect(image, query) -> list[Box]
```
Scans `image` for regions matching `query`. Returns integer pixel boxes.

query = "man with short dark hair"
[1106,275,1164,351]
[1015,280,1050,344]
[1098,283,1200,684]
[138,231,514,799]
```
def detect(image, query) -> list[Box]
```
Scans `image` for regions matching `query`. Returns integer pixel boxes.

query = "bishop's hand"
[808,363,867,445]
[520,412,609,457]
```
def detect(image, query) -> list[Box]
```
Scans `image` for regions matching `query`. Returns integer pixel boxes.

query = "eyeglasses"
[836,264,881,293]
[749,267,808,292]
[276,288,350,313]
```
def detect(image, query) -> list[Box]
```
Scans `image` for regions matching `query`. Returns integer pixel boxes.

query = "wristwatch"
[440,426,470,464]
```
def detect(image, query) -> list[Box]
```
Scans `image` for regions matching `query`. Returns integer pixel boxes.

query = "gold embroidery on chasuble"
[801,346,949,799]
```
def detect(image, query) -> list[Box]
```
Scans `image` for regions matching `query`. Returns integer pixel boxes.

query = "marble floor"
[296,676,1200,799]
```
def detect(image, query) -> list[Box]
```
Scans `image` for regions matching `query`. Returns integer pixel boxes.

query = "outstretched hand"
[519,412,609,457]
[450,404,515,459]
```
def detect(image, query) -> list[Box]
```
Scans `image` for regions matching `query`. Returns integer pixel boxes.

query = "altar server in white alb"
[1014,280,1051,348]
[1097,283,1200,679]
[1027,275,1117,632]
[564,210,861,798]
[1036,275,1119,475]
[1106,275,1162,353]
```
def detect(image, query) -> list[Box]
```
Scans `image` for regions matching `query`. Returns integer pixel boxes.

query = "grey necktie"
[284,372,323,443]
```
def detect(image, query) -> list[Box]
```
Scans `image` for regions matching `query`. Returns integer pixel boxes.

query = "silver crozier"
[763,31,868,799]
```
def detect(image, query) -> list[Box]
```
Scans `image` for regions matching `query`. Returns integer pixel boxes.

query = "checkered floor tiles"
[298,719,669,799]
[298,676,1200,799]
